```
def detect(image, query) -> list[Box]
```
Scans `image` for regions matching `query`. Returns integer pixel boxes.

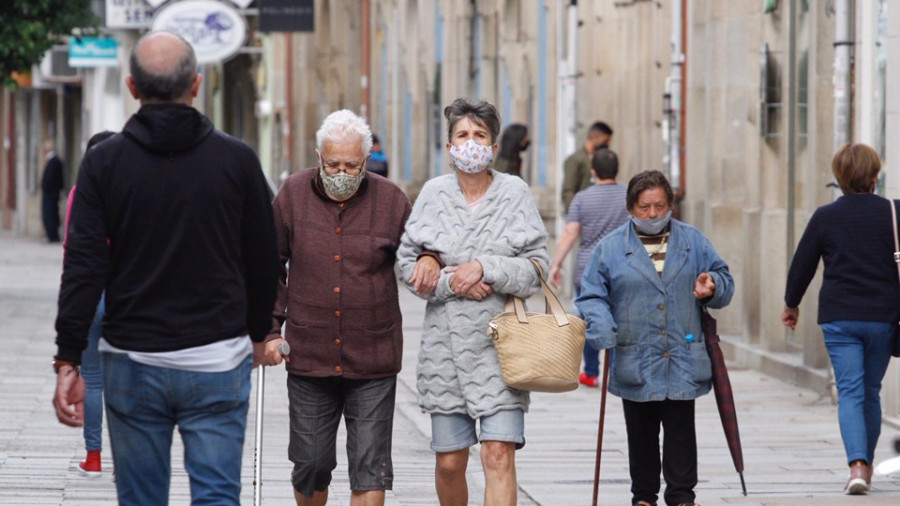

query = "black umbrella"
[701,307,747,496]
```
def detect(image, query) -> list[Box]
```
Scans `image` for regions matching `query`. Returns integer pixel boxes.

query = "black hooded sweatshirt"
[55,103,279,363]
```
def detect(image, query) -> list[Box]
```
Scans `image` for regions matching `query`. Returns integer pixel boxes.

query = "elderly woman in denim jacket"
[576,170,734,506]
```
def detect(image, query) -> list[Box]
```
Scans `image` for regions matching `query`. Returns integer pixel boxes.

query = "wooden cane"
[592,349,612,506]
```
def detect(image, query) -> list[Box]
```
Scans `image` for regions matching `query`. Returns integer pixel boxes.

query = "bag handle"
[503,259,572,327]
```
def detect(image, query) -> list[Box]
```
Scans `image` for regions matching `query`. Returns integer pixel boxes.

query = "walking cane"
[592,349,612,506]
[253,340,290,506]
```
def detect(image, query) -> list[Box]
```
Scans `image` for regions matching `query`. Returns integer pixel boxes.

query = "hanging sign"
[106,0,155,28]
[69,37,120,68]
[151,0,247,64]
[259,0,315,32]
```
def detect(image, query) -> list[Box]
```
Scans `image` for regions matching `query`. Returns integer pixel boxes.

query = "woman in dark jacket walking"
[782,143,900,495]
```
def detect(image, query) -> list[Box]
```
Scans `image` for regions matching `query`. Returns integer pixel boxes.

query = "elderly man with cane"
[260,109,412,506]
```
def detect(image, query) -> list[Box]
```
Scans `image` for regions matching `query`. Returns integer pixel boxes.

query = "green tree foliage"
[0,0,96,88]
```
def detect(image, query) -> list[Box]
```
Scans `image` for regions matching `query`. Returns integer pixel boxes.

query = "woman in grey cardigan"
[396,98,549,506]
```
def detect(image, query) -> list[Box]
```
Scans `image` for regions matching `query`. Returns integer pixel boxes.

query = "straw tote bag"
[488,259,587,392]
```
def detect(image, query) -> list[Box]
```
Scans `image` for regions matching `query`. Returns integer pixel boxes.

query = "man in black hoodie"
[52,31,279,505]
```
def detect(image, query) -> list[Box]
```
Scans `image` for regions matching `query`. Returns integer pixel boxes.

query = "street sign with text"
[259,0,314,32]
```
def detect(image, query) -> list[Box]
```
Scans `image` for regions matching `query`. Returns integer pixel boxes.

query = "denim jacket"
[575,219,734,402]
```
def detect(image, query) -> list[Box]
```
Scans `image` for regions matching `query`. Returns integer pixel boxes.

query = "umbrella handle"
[592,349,612,506]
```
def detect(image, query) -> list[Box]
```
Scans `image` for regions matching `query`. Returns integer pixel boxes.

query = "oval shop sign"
[151,0,247,65]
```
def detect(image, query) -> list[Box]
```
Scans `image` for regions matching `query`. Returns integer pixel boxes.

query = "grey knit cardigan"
[396,170,550,418]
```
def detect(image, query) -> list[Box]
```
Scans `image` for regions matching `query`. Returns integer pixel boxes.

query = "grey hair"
[315,110,373,156]
[444,98,501,143]
[129,31,198,101]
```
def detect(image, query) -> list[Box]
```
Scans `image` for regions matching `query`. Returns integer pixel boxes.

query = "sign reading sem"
[151,0,247,64]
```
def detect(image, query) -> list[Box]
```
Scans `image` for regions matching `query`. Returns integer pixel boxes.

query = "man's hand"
[446,260,484,297]
[254,337,291,368]
[549,264,563,290]
[53,366,85,427]
[781,306,799,330]
[464,281,494,301]
[693,272,716,299]
[409,256,441,296]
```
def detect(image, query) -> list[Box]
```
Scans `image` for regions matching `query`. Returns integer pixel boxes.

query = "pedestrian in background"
[367,133,389,177]
[62,130,116,477]
[493,123,529,178]
[41,139,65,243]
[576,170,734,506]
[549,149,629,387]
[261,110,411,506]
[396,98,549,506]
[782,143,900,495]
[561,121,612,212]
[52,31,279,505]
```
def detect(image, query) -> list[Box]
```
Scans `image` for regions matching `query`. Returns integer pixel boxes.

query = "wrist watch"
[52,358,80,375]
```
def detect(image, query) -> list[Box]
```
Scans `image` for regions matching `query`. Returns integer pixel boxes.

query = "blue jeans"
[574,285,600,377]
[430,409,526,452]
[82,293,105,452]
[821,320,896,465]
[102,352,252,506]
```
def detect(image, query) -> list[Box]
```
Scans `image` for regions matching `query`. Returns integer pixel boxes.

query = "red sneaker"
[78,450,102,477]
[579,372,599,387]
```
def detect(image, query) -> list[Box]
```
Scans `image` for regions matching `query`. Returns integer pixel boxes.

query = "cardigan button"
[333,286,341,294]
[335,365,342,373]
[333,254,341,262]
[334,310,341,317]
[335,226,342,234]
[334,338,341,345]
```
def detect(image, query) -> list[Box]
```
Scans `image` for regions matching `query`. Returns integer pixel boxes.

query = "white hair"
[315,109,373,156]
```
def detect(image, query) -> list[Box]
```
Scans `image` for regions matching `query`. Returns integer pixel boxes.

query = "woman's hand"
[693,272,716,299]
[446,260,484,297]
[409,256,441,296]
[781,306,799,330]
[464,281,494,300]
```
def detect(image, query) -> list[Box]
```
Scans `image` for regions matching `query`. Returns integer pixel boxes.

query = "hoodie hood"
[123,103,214,153]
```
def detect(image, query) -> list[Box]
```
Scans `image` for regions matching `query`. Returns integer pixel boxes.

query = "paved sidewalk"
[1,234,900,505]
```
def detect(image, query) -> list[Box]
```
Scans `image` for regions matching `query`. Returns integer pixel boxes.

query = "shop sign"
[106,0,154,29]
[69,37,120,68]
[151,0,247,64]
[259,0,314,32]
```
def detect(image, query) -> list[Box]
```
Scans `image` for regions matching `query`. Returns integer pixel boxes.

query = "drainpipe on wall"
[555,0,578,296]
[663,0,683,194]
[361,0,370,120]
[832,0,853,200]
[285,33,293,174]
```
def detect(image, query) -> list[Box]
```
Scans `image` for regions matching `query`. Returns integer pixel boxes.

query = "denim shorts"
[287,375,396,498]
[430,409,525,453]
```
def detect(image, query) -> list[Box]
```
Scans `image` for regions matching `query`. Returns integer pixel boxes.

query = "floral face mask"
[449,139,494,174]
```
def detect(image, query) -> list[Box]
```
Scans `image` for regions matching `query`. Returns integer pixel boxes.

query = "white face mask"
[449,139,494,174]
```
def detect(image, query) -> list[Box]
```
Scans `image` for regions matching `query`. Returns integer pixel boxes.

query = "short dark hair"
[589,121,613,137]
[497,123,528,159]
[371,134,381,145]
[87,131,116,150]
[129,32,198,101]
[832,143,881,194]
[444,98,501,143]
[626,170,674,211]
[591,150,619,180]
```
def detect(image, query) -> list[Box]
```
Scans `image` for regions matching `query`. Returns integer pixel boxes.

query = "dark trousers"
[622,398,697,506]
[41,190,60,242]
